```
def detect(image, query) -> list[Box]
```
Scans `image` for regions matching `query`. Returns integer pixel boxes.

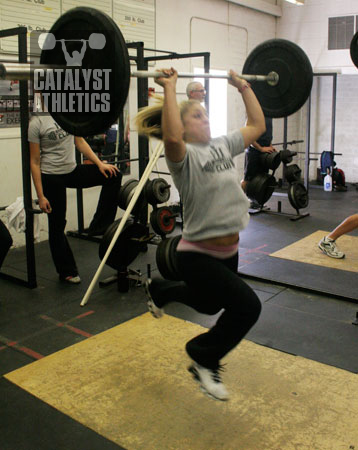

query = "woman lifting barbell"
[28,99,122,284]
[136,67,265,401]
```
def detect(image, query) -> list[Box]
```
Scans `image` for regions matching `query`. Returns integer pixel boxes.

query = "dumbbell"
[38,32,106,51]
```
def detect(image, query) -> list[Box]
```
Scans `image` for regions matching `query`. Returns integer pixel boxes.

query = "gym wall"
[277,0,358,183]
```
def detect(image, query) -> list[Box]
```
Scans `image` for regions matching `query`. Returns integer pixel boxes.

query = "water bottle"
[324,170,332,192]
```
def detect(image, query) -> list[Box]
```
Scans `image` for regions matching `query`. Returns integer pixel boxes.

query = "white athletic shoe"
[188,361,229,401]
[318,236,345,259]
[63,275,81,284]
[144,279,164,319]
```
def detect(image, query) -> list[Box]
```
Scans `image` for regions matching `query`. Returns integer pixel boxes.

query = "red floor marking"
[39,314,93,338]
[0,336,44,360]
[240,244,270,256]
[65,325,92,338]
[39,314,50,321]
[18,346,44,360]
[75,310,95,319]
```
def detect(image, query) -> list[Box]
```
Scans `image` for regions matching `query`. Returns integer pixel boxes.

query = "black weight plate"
[242,39,313,118]
[288,182,309,210]
[156,238,174,280]
[40,7,130,136]
[285,164,302,183]
[145,180,157,205]
[350,31,358,69]
[246,173,276,205]
[280,149,294,164]
[262,151,281,170]
[152,178,170,204]
[168,235,181,281]
[118,179,137,210]
[99,219,147,270]
[146,178,170,205]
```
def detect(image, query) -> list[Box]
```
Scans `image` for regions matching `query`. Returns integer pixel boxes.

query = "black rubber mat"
[239,255,358,301]
[237,186,358,302]
[0,378,126,450]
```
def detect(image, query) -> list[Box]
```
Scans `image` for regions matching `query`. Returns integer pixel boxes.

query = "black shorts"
[244,146,268,181]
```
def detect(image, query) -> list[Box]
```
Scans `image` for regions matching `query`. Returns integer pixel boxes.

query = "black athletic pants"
[0,219,12,269]
[152,251,262,369]
[41,165,122,279]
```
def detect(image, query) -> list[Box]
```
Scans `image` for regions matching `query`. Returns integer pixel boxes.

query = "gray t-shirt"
[28,115,77,175]
[166,130,250,241]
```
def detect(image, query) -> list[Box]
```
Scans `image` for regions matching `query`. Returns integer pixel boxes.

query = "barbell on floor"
[0,6,313,136]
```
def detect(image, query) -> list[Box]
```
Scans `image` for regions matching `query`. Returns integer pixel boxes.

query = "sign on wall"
[113,0,155,49]
[0,0,61,54]
[61,0,112,16]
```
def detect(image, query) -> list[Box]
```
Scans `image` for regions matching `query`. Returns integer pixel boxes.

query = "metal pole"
[0,62,279,85]
[304,92,312,191]
[132,70,278,84]
[204,53,210,114]
[18,30,37,288]
[331,73,337,155]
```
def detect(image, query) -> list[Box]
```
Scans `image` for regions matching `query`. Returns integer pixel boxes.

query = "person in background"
[318,214,358,259]
[136,67,265,401]
[29,114,122,284]
[186,81,206,102]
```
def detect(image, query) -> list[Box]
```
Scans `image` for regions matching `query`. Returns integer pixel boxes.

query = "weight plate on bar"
[145,178,170,205]
[350,31,358,69]
[280,149,297,164]
[118,179,146,216]
[288,182,309,210]
[169,235,181,280]
[242,39,313,118]
[118,179,138,210]
[150,206,176,235]
[99,219,148,271]
[40,7,130,136]
[246,173,277,205]
[156,235,181,281]
[156,238,173,280]
[285,164,302,183]
[261,151,281,171]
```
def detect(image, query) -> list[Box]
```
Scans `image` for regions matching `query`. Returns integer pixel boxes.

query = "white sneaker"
[318,236,345,259]
[188,362,229,401]
[144,279,164,319]
[63,275,81,284]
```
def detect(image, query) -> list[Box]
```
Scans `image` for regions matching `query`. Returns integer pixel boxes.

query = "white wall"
[277,0,358,182]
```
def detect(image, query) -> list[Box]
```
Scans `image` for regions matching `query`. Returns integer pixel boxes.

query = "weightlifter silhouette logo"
[32,31,110,114]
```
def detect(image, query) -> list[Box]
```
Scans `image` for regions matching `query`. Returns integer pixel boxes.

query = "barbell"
[0,6,313,136]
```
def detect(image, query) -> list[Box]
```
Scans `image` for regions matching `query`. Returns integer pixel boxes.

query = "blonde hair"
[135,95,199,140]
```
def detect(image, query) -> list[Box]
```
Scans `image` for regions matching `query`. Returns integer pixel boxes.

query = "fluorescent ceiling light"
[285,0,304,5]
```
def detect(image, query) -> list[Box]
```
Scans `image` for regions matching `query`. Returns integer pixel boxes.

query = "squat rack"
[0,27,40,288]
